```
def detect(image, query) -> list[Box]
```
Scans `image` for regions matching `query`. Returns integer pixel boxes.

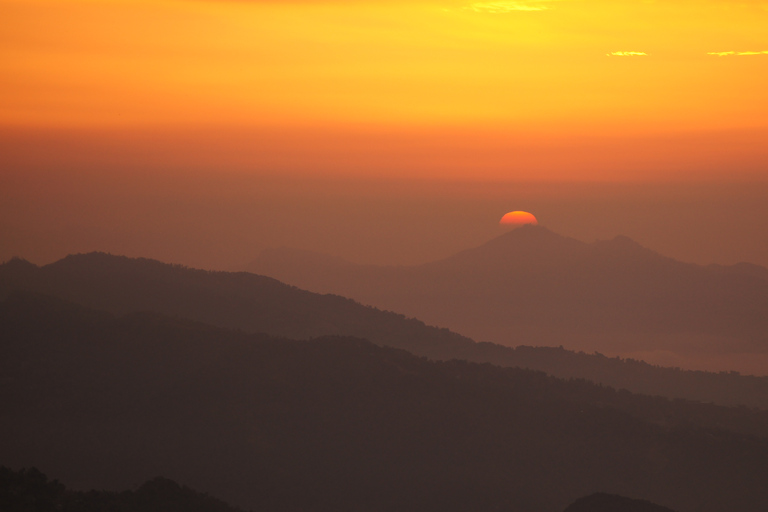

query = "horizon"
[2,0,767,271]
[4,216,767,272]
[3,175,768,271]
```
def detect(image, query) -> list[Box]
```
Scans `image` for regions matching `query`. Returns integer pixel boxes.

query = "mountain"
[2,466,678,512]
[0,253,473,356]
[563,493,677,512]
[248,225,768,372]
[3,292,768,512]
[0,467,246,512]
[3,253,768,409]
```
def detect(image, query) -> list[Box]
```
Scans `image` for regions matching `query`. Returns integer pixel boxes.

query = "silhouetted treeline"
[456,343,768,410]
[0,467,674,512]
[3,253,768,409]
[0,466,246,512]
[3,292,768,512]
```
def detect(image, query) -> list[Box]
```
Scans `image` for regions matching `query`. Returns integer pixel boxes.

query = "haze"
[3,2,768,507]
[2,170,768,272]
[2,0,767,271]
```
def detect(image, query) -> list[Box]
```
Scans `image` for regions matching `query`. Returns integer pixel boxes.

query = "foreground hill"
[2,292,768,512]
[0,467,245,512]
[249,225,768,373]
[563,493,677,512]
[3,253,768,409]
[0,467,675,512]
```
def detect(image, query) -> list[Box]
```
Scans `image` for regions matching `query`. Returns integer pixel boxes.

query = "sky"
[1,0,767,269]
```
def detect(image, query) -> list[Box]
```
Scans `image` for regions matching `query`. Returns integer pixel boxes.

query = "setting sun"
[500,211,539,226]
[3,2,768,510]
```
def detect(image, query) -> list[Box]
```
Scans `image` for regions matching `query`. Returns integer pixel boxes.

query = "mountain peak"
[483,224,581,248]
[46,252,189,276]
[500,223,556,236]
[430,224,585,269]
[48,252,129,269]
[483,223,584,251]
[0,257,38,271]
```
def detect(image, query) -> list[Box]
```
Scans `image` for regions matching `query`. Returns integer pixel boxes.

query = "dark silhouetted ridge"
[0,466,246,512]
[564,493,677,512]
[4,252,768,409]
[0,252,474,355]
[3,292,768,512]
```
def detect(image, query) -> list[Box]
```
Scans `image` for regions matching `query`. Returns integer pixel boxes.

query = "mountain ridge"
[3,252,768,408]
[3,291,768,512]
[247,225,768,371]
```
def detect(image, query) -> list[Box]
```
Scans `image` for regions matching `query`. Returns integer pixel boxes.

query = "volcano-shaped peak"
[430,224,586,269]
[477,224,585,254]
[501,222,554,237]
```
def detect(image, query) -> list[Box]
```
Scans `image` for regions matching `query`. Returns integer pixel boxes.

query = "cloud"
[467,1,555,13]
[707,50,768,56]
[607,51,648,57]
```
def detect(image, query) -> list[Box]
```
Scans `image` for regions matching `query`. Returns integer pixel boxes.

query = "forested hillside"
[3,254,768,409]
[2,292,768,512]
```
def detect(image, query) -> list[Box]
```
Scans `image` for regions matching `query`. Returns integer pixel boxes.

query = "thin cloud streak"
[607,51,648,57]
[708,50,768,56]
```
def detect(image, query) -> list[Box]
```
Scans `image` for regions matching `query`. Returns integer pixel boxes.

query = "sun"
[499,211,538,227]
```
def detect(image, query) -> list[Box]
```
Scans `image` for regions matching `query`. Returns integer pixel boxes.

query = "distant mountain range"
[0,466,678,512]
[248,225,768,372]
[3,252,768,408]
[3,292,766,512]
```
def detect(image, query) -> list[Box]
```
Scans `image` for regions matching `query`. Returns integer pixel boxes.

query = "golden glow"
[500,211,539,226]
[468,1,554,13]
[1,0,767,181]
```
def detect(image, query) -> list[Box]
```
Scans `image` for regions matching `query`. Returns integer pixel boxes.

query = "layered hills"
[3,252,768,408]
[248,225,768,373]
[3,292,767,512]
[0,467,246,512]
[0,466,679,512]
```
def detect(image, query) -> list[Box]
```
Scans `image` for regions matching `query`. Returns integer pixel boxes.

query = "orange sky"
[2,0,768,181]
[2,0,768,270]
